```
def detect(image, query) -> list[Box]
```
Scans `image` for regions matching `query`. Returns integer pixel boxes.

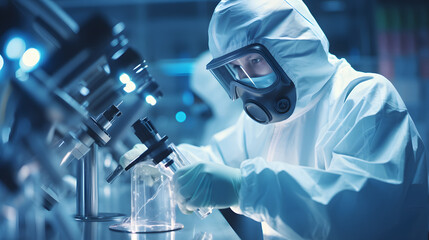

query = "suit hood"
[208,0,341,120]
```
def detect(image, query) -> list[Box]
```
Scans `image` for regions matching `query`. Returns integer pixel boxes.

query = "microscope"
[0,0,161,238]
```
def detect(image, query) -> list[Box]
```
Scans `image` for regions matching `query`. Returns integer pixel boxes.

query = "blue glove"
[173,162,241,213]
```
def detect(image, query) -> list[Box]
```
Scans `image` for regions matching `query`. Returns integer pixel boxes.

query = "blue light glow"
[5,37,26,60]
[119,73,131,84]
[145,95,157,106]
[103,65,111,74]
[119,73,136,93]
[19,48,41,71]
[182,91,194,106]
[79,86,90,96]
[112,22,125,35]
[111,48,126,60]
[123,81,136,93]
[15,69,28,82]
[175,111,187,123]
[0,54,4,71]
[159,59,195,76]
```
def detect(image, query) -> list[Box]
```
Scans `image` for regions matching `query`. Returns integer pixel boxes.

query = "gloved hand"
[120,144,162,187]
[172,161,241,214]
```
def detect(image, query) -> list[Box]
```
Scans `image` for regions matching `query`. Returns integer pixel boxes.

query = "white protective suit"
[178,0,428,239]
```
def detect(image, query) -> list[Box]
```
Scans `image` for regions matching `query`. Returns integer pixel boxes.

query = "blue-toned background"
[23,0,429,148]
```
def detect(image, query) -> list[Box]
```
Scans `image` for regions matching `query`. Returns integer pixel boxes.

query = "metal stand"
[75,144,124,222]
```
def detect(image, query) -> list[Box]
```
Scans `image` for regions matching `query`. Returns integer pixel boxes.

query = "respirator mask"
[206,43,296,124]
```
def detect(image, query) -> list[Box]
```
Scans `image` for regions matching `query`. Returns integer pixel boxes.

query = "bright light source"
[5,37,26,60]
[135,67,144,74]
[119,73,131,84]
[123,81,136,93]
[120,73,136,93]
[79,86,90,96]
[111,48,126,60]
[0,54,4,71]
[22,48,40,67]
[175,111,186,123]
[103,64,111,74]
[145,95,157,106]
[19,48,41,71]
[112,22,125,35]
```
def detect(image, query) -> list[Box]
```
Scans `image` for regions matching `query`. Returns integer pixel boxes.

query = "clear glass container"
[109,162,183,233]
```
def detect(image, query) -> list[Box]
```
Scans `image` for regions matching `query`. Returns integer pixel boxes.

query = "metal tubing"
[75,144,124,222]
[77,144,98,217]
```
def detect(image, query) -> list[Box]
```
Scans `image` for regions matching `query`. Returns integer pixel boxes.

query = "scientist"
[127,0,428,239]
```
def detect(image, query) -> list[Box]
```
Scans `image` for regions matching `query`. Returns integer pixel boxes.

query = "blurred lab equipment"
[0,0,161,238]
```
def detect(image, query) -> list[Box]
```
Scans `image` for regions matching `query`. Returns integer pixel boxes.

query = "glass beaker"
[109,162,183,233]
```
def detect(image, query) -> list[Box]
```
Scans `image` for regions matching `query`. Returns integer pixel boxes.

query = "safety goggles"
[206,44,288,100]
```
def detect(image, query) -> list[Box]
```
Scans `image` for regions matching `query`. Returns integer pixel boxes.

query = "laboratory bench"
[76,209,240,240]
